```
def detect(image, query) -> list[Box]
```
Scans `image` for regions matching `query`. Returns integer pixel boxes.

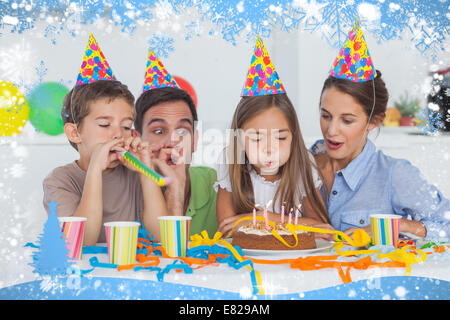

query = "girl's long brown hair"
[228,93,329,224]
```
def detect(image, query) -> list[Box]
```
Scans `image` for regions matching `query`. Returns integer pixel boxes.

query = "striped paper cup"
[58,217,87,260]
[104,221,140,265]
[370,214,401,247]
[158,216,191,258]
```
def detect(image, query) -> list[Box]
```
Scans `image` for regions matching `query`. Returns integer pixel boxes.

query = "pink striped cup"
[58,217,87,260]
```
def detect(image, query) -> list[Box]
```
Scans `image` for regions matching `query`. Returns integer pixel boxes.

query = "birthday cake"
[232,221,316,250]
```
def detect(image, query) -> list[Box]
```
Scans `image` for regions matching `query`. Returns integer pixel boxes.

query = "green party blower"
[117,151,172,187]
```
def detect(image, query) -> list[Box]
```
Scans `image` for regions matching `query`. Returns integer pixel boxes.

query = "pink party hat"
[330,20,377,82]
[241,36,286,96]
[142,48,179,92]
[76,33,116,85]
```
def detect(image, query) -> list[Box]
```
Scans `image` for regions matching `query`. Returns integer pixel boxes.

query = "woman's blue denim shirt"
[310,139,450,241]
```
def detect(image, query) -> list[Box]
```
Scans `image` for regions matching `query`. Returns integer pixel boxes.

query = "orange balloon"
[174,75,197,108]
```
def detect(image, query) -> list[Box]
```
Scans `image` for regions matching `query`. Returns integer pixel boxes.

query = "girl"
[312,70,450,241]
[216,93,330,236]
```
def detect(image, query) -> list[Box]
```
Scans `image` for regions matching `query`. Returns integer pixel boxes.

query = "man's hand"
[151,146,188,216]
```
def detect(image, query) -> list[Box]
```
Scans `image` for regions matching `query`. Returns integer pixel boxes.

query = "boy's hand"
[119,137,162,172]
[89,138,125,172]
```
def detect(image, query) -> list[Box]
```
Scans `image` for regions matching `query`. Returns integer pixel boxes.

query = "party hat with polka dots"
[142,48,180,92]
[76,33,116,85]
[241,36,286,96]
[330,20,377,82]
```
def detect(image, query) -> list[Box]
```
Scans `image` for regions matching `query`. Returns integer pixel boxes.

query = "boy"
[43,80,167,245]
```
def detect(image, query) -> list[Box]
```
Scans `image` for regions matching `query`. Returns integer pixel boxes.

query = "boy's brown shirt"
[43,161,143,243]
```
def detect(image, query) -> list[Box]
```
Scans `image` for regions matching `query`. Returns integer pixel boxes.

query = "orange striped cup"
[104,221,140,265]
[370,214,401,248]
[58,217,87,260]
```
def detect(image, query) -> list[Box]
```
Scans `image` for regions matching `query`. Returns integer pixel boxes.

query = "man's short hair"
[134,87,198,135]
[61,80,135,150]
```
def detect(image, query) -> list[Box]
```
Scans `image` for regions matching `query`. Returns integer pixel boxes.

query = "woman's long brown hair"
[227,93,329,224]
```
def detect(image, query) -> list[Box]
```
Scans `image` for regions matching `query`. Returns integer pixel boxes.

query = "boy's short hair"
[134,87,198,135]
[62,80,135,150]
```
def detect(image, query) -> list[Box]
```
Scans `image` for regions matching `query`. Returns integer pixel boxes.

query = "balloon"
[28,82,69,136]
[0,80,29,136]
[173,76,198,108]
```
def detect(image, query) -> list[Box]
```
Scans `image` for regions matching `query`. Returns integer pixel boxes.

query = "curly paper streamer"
[89,256,117,269]
[24,242,39,249]
[420,241,447,250]
[247,254,406,284]
[117,257,160,271]
[83,246,108,254]
[378,246,427,276]
[190,230,264,295]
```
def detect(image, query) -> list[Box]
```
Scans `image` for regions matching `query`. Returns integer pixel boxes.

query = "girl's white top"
[213,148,322,213]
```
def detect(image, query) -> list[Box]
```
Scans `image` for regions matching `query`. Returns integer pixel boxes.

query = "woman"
[311,71,450,241]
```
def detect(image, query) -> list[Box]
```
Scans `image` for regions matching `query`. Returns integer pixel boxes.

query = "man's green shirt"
[185,166,218,238]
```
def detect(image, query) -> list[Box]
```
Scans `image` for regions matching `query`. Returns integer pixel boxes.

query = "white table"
[67,239,450,299]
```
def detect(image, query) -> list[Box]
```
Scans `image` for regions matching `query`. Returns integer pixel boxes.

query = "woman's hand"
[343,225,372,239]
[399,219,427,238]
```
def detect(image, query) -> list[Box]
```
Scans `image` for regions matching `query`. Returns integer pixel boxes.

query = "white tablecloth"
[71,240,450,299]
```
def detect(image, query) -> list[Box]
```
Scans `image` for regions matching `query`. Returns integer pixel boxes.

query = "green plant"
[394,91,422,117]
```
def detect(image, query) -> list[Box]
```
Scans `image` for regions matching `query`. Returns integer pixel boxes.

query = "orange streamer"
[246,254,406,284]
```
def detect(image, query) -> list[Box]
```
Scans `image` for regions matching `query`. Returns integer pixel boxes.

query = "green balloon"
[28,82,69,136]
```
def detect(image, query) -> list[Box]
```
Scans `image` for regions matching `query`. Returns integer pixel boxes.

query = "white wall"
[2,21,448,135]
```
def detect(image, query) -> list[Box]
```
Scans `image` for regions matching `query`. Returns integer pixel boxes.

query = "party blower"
[116,151,172,187]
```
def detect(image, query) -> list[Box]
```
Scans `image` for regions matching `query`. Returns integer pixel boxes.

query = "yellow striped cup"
[370,214,401,247]
[158,216,191,257]
[104,221,140,265]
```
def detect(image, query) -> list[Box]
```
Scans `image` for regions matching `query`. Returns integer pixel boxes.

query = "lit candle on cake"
[264,200,272,229]
[295,204,302,225]
[253,204,260,226]
[288,208,293,224]
[281,202,285,224]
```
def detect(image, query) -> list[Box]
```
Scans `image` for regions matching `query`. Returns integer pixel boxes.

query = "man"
[134,86,218,238]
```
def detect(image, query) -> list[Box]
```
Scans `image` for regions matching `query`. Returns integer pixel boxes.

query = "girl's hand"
[312,223,336,241]
[218,213,252,237]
